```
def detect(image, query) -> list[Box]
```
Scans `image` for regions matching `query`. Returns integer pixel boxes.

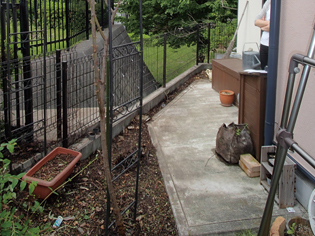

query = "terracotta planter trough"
[22,147,82,199]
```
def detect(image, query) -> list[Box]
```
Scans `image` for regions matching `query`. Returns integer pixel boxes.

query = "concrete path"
[148,78,307,235]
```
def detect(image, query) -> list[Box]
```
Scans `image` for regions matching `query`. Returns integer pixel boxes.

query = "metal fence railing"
[0,0,108,57]
[0,20,236,167]
[141,20,237,87]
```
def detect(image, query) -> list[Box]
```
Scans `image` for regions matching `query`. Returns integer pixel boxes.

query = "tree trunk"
[89,0,125,234]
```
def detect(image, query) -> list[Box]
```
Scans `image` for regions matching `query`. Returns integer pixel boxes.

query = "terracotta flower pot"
[286,216,312,235]
[22,147,82,199]
[219,90,235,107]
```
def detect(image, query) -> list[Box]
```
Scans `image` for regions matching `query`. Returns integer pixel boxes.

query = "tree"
[88,0,125,235]
[119,0,238,36]
[119,0,237,56]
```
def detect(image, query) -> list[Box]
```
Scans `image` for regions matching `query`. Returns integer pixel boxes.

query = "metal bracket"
[276,128,296,149]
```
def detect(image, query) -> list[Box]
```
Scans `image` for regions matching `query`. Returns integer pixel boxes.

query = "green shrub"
[0,139,49,235]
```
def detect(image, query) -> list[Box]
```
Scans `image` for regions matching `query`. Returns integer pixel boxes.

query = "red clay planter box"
[22,147,82,199]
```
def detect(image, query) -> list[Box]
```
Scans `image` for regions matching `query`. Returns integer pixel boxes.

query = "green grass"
[128,33,197,84]
[4,22,68,58]
[4,17,87,58]
[142,37,196,85]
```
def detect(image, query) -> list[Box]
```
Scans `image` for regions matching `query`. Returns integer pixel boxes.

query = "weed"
[287,222,296,235]
[0,139,49,235]
[235,229,256,236]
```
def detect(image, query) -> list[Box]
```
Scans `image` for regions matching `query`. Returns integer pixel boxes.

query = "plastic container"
[53,216,63,228]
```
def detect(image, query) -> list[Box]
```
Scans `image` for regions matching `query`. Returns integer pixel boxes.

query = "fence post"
[12,0,20,129]
[196,24,200,66]
[56,50,62,139]
[85,0,89,40]
[0,7,5,63]
[207,23,210,64]
[1,4,10,139]
[101,0,104,29]
[163,33,167,88]
[20,0,34,142]
[65,0,70,49]
[62,61,68,148]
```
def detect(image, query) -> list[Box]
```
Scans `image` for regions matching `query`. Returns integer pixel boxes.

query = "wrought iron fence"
[0,0,107,57]
[0,19,236,167]
[141,20,236,87]
[0,3,237,233]
[0,47,102,165]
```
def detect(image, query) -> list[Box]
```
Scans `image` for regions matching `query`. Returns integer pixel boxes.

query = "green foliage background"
[119,0,237,36]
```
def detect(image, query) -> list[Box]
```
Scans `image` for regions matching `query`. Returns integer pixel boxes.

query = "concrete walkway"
[148,78,307,235]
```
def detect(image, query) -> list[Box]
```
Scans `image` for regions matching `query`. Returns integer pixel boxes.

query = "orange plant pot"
[22,147,82,199]
[219,90,235,107]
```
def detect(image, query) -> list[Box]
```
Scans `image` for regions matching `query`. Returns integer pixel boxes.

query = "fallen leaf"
[136,215,145,221]
[98,220,104,225]
[80,223,86,227]
[89,212,95,219]
[80,201,87,207]
[77,227,84,234]
[80,186,89,191]
[63,216,75,221]
[96,206,102,212]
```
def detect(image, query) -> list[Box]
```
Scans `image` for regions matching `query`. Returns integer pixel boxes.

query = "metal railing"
[0,0,108,56]
[141,20,236,87]
[0,20,236,167]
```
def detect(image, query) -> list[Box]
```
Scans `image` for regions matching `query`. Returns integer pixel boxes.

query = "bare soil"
[294,224,314,236]
[32,154,74,181]
[285,223,314,236]
[14,71,209,235]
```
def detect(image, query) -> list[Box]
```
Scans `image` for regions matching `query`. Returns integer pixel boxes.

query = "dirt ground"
[13,70,209,235]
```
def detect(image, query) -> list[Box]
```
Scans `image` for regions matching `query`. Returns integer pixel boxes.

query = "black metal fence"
[141,20,236,87]
[0,47,102,164]
[0,18,236,167]
[0,0,107,57]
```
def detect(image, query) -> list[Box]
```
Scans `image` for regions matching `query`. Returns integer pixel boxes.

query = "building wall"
[238,0,315,179]
[237,0,315,177]
[236,0,315,209]
[276,1,315,178]
[236,0,262,55]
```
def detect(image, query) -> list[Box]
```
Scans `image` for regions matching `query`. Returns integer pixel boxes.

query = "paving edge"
[13,63,211,173]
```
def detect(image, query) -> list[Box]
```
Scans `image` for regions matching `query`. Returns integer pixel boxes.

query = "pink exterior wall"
[276,1,315,177]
